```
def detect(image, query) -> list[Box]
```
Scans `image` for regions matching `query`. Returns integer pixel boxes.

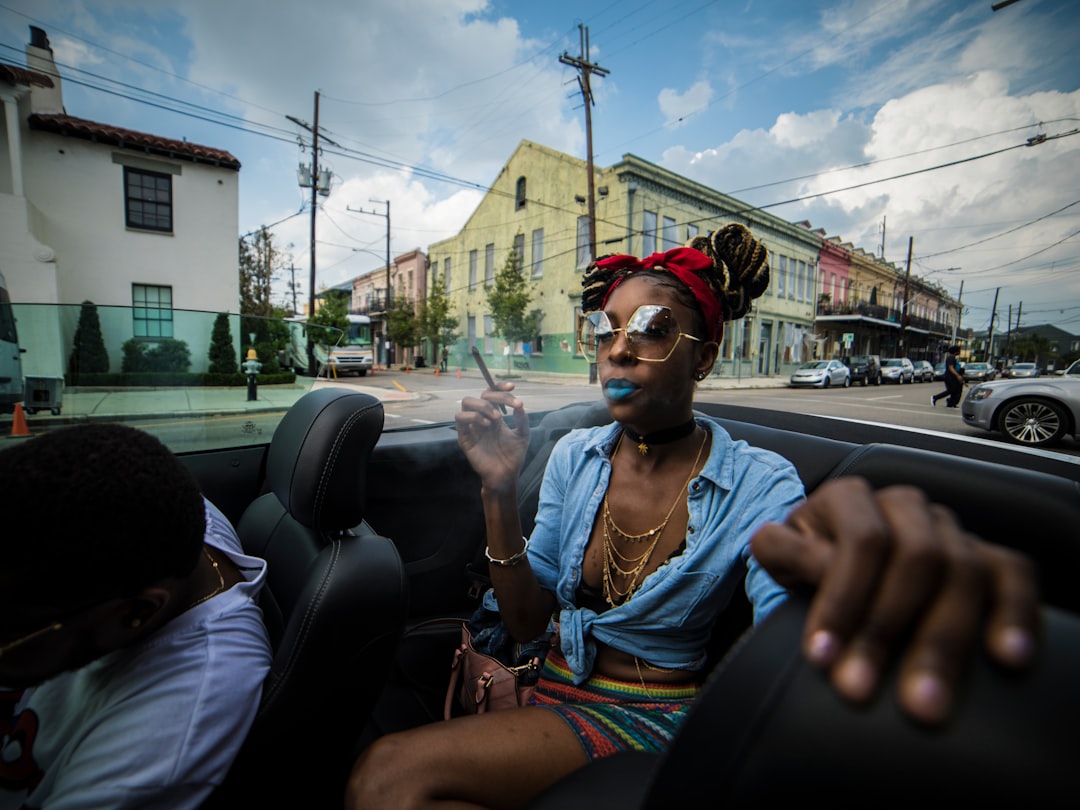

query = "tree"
[306,289,349,349]
[416,274,459,366]
[239,226,286,317]
[386,295,419,367]
[486,243,542,374]
[68,301,109,382]
[208,313,239,375]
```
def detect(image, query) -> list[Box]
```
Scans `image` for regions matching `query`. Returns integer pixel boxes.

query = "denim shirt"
[514,417,805,684]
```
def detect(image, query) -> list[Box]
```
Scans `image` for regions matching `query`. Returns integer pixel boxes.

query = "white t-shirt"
[0,499,271,810]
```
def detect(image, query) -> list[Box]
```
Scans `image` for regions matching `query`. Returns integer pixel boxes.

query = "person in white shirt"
[0,423,271,809]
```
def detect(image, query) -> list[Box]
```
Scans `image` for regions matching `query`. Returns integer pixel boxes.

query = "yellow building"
[429,140,828,377]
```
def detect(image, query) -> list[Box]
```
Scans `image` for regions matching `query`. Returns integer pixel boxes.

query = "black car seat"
[205,388,409,808]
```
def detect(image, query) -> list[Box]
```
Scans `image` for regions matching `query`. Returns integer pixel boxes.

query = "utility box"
[23,376,64,415]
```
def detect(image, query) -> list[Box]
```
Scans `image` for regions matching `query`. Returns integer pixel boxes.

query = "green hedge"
[65,372,297,387]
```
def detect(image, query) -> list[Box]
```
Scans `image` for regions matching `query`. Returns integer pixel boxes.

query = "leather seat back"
[208,388,409,807]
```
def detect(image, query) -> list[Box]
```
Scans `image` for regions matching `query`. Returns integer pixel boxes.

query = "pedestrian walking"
[932,345,964,408]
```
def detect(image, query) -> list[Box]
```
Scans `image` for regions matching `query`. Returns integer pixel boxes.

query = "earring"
[128,617,142,629]
[694,371,707,381]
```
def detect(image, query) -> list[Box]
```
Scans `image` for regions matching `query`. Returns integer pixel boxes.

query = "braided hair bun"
[685,223,769,321]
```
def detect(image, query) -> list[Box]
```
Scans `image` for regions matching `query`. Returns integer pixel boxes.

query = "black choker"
[622,419,697,456]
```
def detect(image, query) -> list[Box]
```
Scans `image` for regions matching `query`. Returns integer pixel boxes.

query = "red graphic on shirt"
[1,690,44,795]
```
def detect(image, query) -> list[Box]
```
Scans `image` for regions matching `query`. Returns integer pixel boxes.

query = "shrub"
[122,339,192,373]
[208,313,238,374]
[68,301,109,381]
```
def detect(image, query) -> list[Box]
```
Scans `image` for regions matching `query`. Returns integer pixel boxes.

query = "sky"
[2,0,1079,336]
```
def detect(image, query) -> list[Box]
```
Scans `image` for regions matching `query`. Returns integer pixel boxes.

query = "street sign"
[842,332,854,347]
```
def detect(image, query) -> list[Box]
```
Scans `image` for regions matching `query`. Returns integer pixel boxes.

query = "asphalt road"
[337,372,1080,460]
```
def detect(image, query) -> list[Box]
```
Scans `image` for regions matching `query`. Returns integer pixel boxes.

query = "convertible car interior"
[184,387,1079,805]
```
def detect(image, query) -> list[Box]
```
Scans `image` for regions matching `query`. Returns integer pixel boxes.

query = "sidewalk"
[11,367,790,426]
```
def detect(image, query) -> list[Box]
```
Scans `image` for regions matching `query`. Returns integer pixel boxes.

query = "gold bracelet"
[485,536,530,567]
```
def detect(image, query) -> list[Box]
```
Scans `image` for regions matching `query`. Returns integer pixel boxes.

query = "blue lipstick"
[603,379,638,401]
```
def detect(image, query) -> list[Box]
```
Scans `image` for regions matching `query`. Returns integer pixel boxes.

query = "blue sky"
[2,0,1078,334]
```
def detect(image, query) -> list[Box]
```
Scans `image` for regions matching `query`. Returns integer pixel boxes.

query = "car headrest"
[265,388,384,532]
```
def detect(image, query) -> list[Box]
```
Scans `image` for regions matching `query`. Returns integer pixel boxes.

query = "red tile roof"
[28,113,241,170]
[0,64,55,88]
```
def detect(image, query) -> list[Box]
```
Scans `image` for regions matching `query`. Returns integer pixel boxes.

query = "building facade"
[812,234,961,364]
[428,141,826,379]
[0,27,241,377]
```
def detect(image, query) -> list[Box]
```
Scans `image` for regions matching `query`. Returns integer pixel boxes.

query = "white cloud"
[658,80,713,128]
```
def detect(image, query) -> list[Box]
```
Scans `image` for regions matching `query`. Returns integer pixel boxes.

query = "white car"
[789,360,851,389]
[880,357,915,384]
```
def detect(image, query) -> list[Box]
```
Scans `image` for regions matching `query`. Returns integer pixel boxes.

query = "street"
[327,371,1080,459]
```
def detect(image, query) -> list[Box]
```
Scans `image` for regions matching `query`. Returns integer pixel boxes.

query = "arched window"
[515,176,527,210]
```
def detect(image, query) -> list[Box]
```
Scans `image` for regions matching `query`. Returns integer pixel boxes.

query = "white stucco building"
[0,26,241,377]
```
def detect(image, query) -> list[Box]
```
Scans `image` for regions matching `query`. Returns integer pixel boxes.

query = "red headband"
[597,247,723,342]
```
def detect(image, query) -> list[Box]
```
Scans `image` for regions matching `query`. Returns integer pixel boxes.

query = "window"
[513,233,525,270]
[132,284,174,338]
[531,228,544,278]
[642,211,657,255]
[443,257,451,288]
[484,244,495,285]
[576,216,591,269]
[687,223,699,242]
[483,314,494,353]
[798,261,807,301]
[124,167,173,232]
[467,315,476,349]
[662,216,678,251]
[515,176,527,210]
[777,256,787,298]
[469,249,478,290]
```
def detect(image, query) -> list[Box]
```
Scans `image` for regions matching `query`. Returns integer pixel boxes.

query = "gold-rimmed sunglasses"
[578,305,704,363]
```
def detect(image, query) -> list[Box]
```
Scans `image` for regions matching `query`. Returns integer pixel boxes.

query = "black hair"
[581,223,770,334]
[0,424,206,609]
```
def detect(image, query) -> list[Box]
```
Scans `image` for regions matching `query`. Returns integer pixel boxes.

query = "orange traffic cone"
[9,403,30,437]
[435,368,440,377]
[456,369,461,379]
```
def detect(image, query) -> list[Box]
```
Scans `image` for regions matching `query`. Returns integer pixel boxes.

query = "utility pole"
[950,279,964,347]
[289,92,338,374]
[348,200,392,367]
[1006,304,1012,361]
[560,25,609,262]
[289,263,298,315]
[899,236,913,355]
[986,287,1001,363]
[1012,301,1023,362]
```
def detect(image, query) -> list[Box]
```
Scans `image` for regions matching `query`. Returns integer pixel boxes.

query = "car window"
[11,303,322,453]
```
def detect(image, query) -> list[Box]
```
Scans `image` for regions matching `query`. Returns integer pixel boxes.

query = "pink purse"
[444,623,543,719]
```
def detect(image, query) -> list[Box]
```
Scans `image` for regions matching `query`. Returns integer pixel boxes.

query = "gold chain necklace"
[188,547,225,610]
[601,428,708,607]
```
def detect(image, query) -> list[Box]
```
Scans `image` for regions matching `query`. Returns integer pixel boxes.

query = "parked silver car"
[912,360,934,382]
[789,359,851,388]
[962,367,1080,448]
[963,362,997,383]
[1006,362,1040,379]
[880,357,915,384]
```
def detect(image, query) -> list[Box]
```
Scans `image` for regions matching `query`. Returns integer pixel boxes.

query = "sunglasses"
[579,305,704,363]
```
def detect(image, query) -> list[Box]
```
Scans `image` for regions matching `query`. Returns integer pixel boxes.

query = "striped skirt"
[528,645,700,761]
